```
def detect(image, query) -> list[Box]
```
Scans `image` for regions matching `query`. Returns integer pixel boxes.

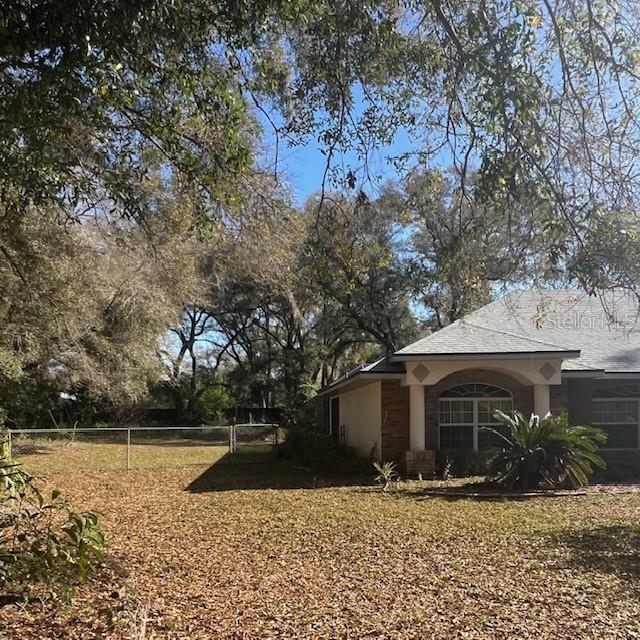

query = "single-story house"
[321,289,640,475]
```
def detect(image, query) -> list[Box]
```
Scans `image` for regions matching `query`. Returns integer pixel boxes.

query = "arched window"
[438,384,513,451]
[591,385,640,449]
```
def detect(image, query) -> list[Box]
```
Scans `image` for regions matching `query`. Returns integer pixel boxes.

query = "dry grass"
[13,441,274,473]
[1,459,639,639]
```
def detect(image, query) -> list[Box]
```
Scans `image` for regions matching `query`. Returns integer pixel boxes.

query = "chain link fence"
[7,424,283,474]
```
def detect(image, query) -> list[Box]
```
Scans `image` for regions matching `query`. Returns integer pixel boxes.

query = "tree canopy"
[2,0,640,424]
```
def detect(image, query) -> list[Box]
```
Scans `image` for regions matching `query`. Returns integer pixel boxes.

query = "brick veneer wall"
[567,379,592,424]
[550,382,569,415]
[380,380,409,464]
[566,378,640,424]
[424,369,535,448]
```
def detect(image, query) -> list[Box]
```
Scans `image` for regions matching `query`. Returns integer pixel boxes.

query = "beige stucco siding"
[335,381,381,458]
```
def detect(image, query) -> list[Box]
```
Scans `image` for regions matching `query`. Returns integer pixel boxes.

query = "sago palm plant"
[373,461,398,490]
[481,411,607,490]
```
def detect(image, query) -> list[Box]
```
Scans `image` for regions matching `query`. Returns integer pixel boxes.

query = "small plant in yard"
[373,461,398,490]
[441,455,453,481]
[0,428,105,602]
[482,411,607,490]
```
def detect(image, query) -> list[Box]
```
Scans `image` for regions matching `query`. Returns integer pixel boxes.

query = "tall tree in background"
[4,0,640,422]
[4,0,640,290]
[266,0,640,296]
[305,193,419,355]
[388,171,551,328]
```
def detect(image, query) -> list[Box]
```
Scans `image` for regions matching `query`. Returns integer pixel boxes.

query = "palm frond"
[487,410,607,490]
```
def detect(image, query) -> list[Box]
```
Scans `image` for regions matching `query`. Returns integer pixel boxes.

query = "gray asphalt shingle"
[396,289,640,373]
[394,320,575,356]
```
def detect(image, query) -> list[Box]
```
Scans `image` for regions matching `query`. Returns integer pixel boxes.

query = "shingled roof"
[394,321,576,358]
[320,357,405,394]
[322,290,640,395]
[395,289,640,373]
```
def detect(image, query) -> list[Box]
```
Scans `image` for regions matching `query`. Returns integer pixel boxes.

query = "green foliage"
[373,461,398,490]
[396,171,534,327]
[0,374,63,429]
[305,193,419,355]
[484,411,607,490]
[0,1,266,224]
[196,385,233,424]
[0,430,105,601]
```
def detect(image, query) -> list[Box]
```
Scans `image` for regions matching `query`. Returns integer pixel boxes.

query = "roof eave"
[592,371,640,379]
[391,350,581,362]
[318,372,404,396]
[560,369,605,378]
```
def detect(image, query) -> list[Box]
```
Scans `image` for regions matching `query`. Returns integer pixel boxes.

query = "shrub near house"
[483,411,607,490]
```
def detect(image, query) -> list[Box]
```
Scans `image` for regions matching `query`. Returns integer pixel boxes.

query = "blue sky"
[282,135,418,204]
[278,130,416,203]
[256,87,419,204]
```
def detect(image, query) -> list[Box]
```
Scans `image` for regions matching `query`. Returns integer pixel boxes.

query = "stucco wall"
[406,358,564,386]
[336,382,381,458]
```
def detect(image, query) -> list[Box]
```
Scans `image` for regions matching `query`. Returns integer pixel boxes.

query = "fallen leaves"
[1,464,639,639]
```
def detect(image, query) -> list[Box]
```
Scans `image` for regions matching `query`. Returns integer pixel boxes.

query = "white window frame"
[438,390,513,451]
[591,397,640,450]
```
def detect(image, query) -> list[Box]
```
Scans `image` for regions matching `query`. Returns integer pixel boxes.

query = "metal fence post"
[7,424,279,472]
[273,425,278,461]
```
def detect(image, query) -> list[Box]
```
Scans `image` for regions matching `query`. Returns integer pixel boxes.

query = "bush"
[280,429,371,475]
[195,385,232,424]
[483,411,607,490]
[436,449,492,478]
[0,429,105,601]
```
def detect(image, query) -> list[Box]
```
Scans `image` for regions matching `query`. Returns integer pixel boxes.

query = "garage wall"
[335,382,381,459]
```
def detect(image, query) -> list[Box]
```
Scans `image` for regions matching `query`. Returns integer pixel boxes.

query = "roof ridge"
[462,320,575,351]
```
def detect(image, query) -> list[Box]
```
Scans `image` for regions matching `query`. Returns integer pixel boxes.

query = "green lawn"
[1,462,639,639]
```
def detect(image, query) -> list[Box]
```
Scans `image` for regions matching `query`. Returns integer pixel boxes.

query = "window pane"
[440,425,474,450]
[592,401,638,424]
[599,425,639,449]
[451,401,473,423]
[439,401,449,425]
[478,399,512,424]
[441,384,511,398]
[439,400,473,425]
